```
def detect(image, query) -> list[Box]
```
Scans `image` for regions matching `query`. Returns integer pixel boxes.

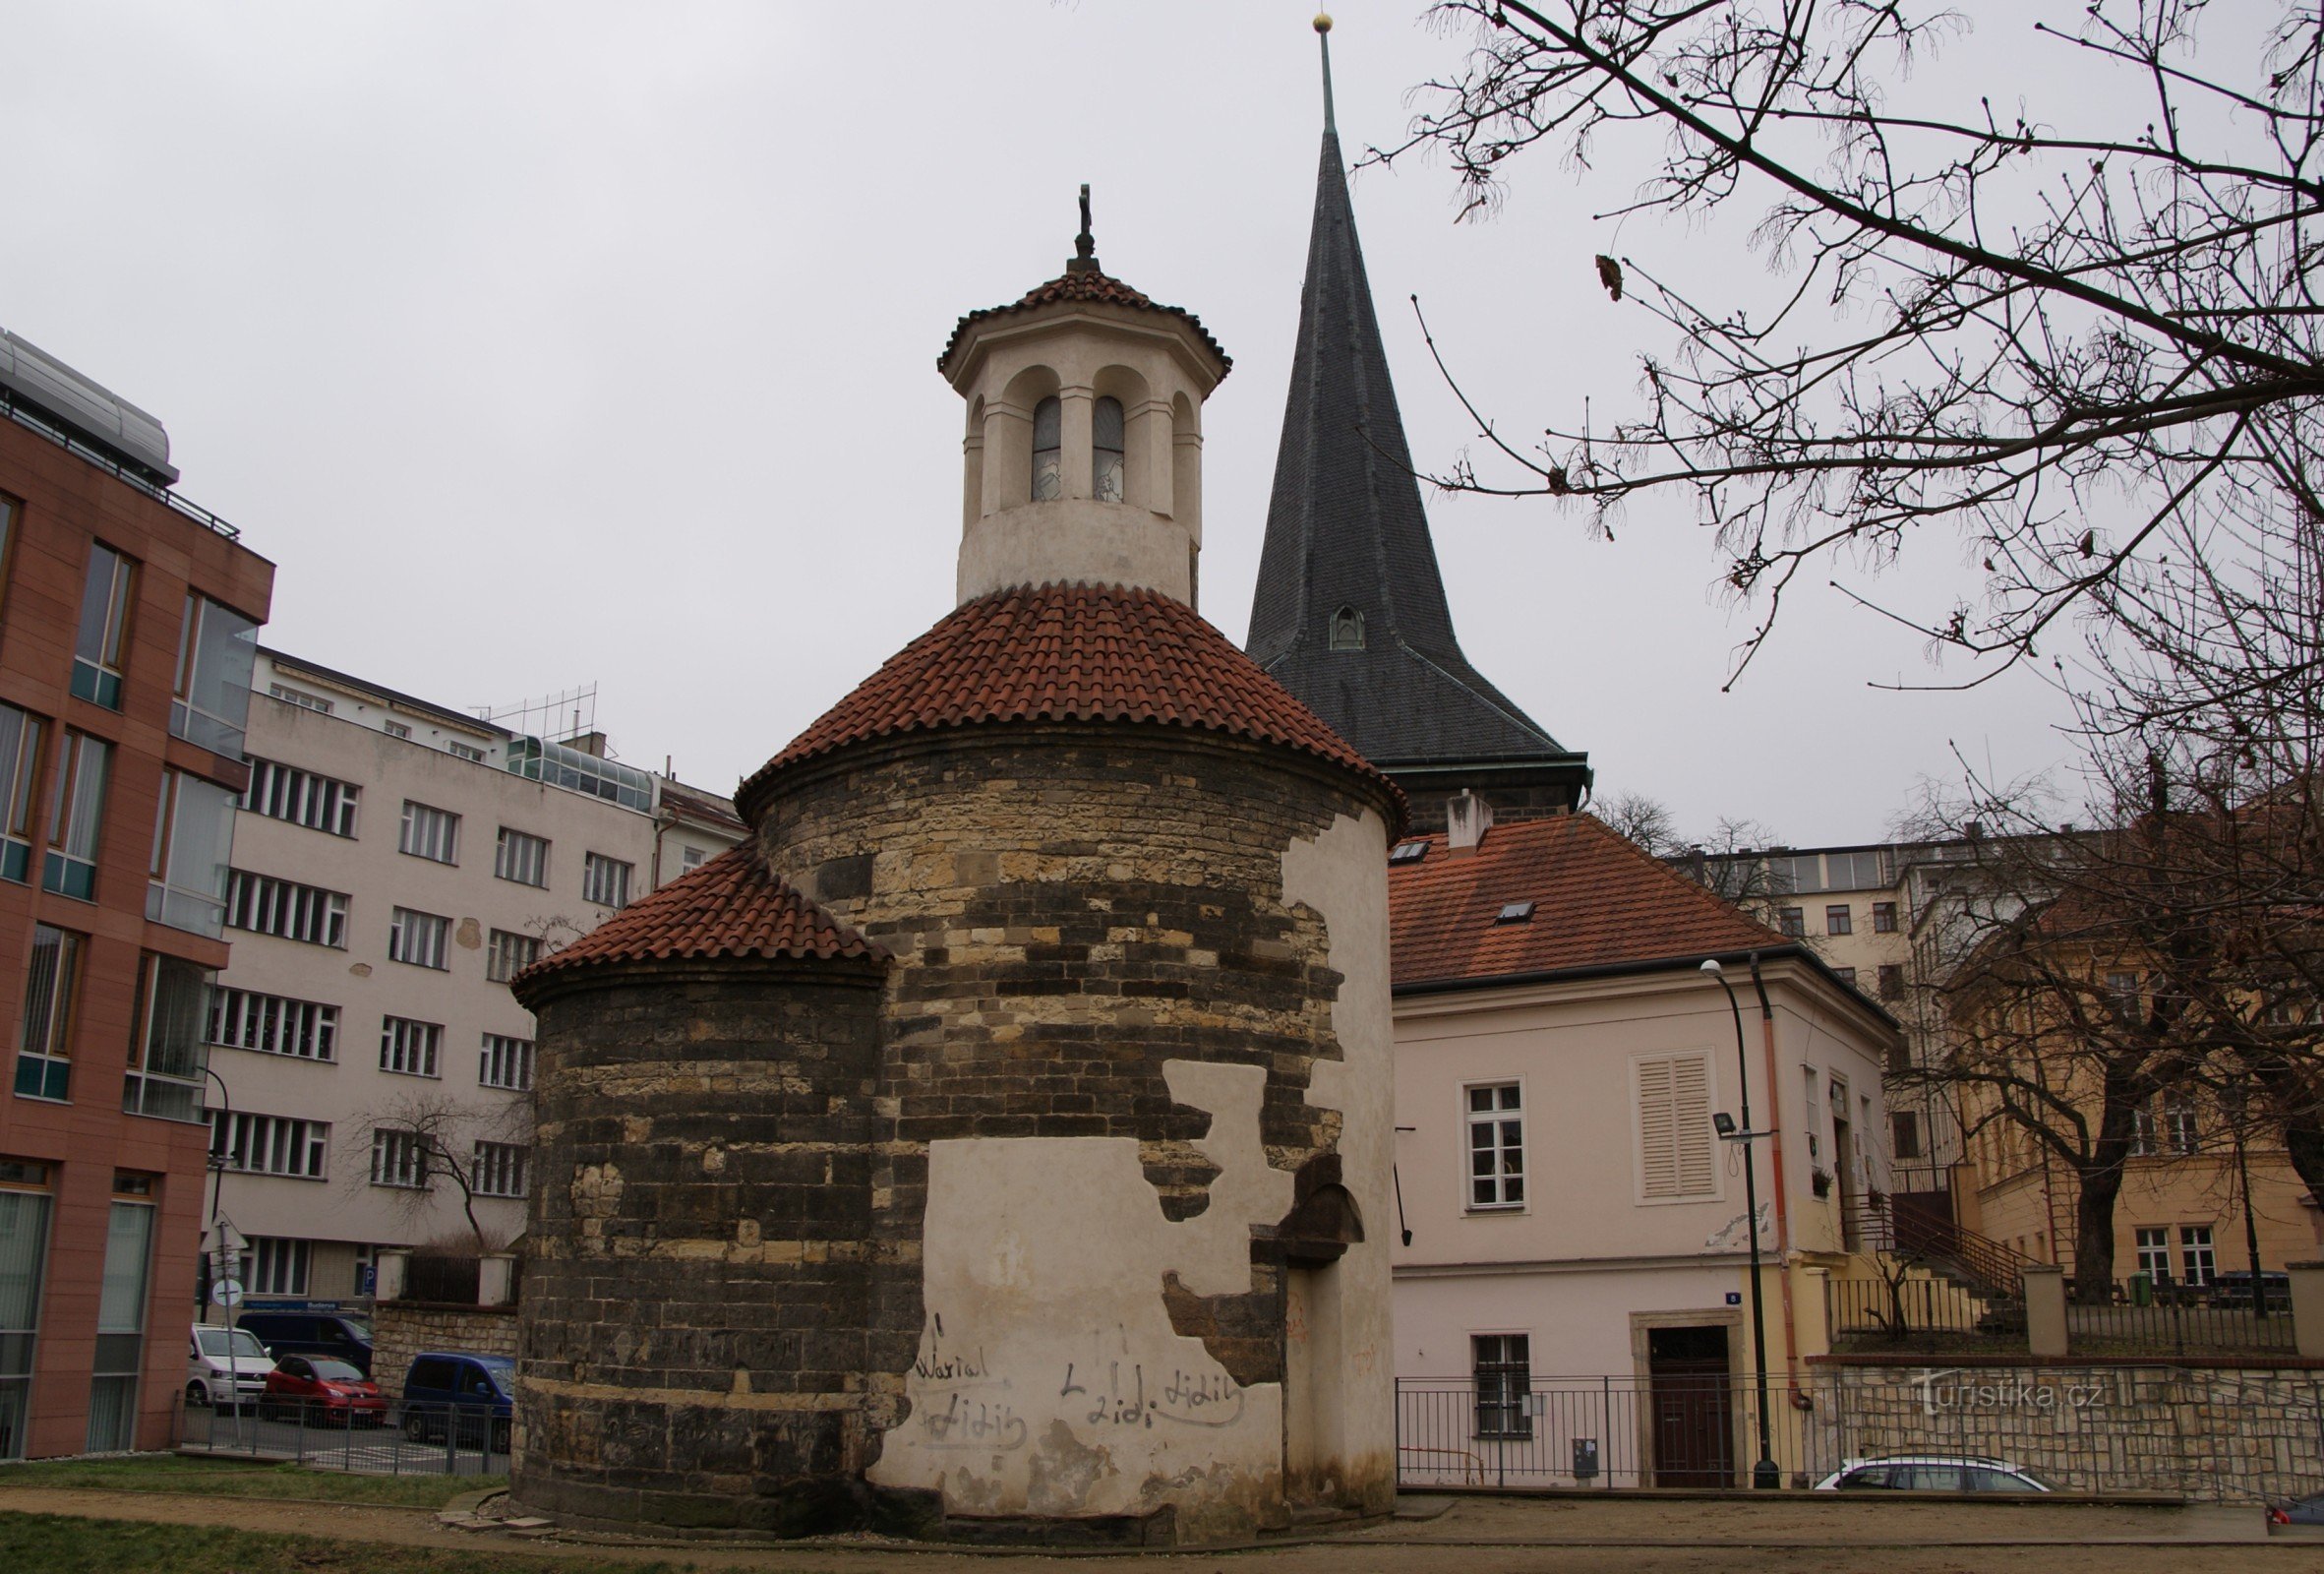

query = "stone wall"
[1814,1359,2324,1501]
[372,1303,518,1404]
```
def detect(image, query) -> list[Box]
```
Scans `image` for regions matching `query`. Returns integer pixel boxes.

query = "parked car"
[261,1355,386,1426]
[186,1323,272,1413]
[2268,1490,2324,1526]
[2208,1270,2292,1310]
[1815,1456,2052,1492]
[234,1310,376,1377]
[400,1352,513,1452]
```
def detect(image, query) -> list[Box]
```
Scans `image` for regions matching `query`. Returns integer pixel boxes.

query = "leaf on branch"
[1595,254,1624,301]
[2078,529,2096,559]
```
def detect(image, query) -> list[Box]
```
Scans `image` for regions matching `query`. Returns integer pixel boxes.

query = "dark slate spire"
[1246,21,1589,823]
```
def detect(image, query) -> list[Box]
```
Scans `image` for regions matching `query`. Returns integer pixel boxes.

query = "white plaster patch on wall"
[868,1067,1285,1522]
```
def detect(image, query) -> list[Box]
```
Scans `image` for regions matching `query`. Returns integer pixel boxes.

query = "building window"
[2106,971,2141,1023]
[209,988,337,1061]
[1877,964,1905,1000]
[1890,1110,1923,1160]
[370,1129,430,1189]
[2135,1227,2171,1280]
[124,953,210,1122]
[1032,395,1062,501]
[1330,605,1366,650]
[582,853,631,910]
[2130,1103,2157,1157]
[71,542,136,708]
[382,720,411,740]
[42,731,110,899]
[397,802,459,865]
[480,1033,534,1091]
[2179,1225,2215,1286]
[242,757,359,837]
[148,769,238,937]
[2163,1096,2199,1155]
[225,872,349,947]
[0,706,43,884]
[1637,1053,1716,1200]
[267,683,332,715]
[246,1237,310,1298]
[87,1189,154,1452]
[1471,1333,1531,1440]
[473,1141,529,1199]
[446,740,487,763]
[379,1016,443,1078]
[1777,907,1805,938]
[495,827,549,887]
[1825,904,1853,936]
[1872,901,1898,934]
[1833,966,1857,987]
[1093,395,1126,502]
[682,845,707,873]
[1466,1083,1524,1208]
[209,1111,329,1179]
[0,1166,53,1460]
[14,925,83,1102]
[387,907,449,969]
[170,595,258,756]
[486,930,540,984]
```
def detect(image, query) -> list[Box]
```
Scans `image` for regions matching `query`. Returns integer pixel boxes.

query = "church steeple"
[1246,16,1589,826]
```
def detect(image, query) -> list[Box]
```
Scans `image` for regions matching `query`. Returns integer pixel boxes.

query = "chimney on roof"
[1447,789,1494,857]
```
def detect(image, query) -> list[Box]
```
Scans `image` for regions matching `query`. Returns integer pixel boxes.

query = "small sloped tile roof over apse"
[737,581,1404,824]
[1387,815,1787,991]
[512,846,882,996]
[938,269,1230,379]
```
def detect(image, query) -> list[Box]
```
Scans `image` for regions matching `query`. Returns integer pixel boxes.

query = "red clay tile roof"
[939,269,1230,379]
[512,846,882,995]
[1389,814,1789,991]
[738,582,1400,823]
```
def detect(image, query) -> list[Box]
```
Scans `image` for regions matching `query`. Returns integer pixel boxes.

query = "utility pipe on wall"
[1747,956,1805,1405]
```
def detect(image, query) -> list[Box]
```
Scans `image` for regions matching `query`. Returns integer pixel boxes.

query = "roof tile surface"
[940,268,1229,377]
[739,582,1398,818]
[1389,815,1786,990]
[513,846,881,990]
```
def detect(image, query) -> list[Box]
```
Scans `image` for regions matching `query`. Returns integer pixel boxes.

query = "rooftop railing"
[1,389,242,541]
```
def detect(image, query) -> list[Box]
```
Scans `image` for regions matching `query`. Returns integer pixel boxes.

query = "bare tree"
[1593,788,1681,855]
[350,1091,531,1258]
[1378,1,2324,692]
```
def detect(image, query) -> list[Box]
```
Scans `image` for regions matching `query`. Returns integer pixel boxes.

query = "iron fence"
[1825,1275,2024,1353]
[174,1392,507,1477]
[2065,1299,2299,1357]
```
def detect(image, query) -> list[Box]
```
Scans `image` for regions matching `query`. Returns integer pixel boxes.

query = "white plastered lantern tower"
[940,189,1231,610]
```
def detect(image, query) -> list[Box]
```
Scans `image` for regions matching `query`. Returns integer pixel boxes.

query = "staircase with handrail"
[1846,1194,2043,1303]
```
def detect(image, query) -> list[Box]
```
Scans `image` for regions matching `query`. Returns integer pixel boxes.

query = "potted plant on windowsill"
[1810,1168,1834,1199]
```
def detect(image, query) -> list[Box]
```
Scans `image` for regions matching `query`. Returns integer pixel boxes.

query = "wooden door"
[1647,1327,1735,1487]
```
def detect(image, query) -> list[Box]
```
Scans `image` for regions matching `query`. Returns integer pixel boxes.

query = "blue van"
[399,1352,513,1452]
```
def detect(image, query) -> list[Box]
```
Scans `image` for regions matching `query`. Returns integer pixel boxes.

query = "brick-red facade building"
[0,343,273,1458]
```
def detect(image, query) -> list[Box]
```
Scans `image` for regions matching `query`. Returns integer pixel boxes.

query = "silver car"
[1815,1456,2052,1492]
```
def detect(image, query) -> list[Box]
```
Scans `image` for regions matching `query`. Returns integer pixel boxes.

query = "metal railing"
[0,390,241,540]
[1846,1195,2040,1302]
[1397,1374,1821,1491]
[1826,1274,2024,1352]
[2066,1296,2299,1357]
[175,1392,507,1477]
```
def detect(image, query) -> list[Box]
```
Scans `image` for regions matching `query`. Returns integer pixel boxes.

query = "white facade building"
[202,650,744,1308]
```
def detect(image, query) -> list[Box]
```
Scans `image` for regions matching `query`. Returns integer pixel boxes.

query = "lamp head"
[1712,1112,1738,1138]
[1699,957,1724,976]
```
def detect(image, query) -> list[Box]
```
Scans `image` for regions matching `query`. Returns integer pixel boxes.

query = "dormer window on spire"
[1094,397,1126,502]
[1330,605,1366,650]
[1032,396,1062,501]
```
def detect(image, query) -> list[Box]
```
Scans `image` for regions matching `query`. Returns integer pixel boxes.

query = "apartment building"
[0,329,274,1457]
[204,649,744,1311]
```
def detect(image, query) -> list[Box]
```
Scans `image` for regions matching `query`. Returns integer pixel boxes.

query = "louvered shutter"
[1639,1058,1679,1198]
[1639,1054,1715,1199]
[1672,1056,1714,1195]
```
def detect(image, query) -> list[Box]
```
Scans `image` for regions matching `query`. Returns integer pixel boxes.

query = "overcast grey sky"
[3,0,2109,845]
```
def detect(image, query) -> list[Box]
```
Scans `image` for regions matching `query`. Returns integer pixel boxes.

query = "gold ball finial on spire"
[1314,13,1332,33]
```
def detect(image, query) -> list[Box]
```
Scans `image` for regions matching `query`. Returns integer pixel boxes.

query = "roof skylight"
[1390,841,1430,866]
[1495,901,1536,924]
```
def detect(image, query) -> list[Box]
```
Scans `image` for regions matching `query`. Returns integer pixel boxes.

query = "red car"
[261,1355,387,1426]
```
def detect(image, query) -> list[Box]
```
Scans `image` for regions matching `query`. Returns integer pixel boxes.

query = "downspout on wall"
[1749,957,1804,1404]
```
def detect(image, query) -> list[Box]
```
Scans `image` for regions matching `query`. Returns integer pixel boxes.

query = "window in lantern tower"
[1094,396,1126,501]
[1032,396,1062,501]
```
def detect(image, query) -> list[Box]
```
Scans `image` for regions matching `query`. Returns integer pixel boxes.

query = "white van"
[187,1323,271,1412]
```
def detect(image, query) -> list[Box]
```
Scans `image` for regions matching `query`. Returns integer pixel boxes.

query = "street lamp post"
[1701,955,1781,1490]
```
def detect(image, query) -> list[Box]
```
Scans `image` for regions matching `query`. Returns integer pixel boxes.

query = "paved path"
[1,1484,2316,1571]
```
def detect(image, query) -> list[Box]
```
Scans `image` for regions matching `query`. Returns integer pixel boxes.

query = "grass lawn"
[0,1453,478,1508]
[0,1515,702,1573]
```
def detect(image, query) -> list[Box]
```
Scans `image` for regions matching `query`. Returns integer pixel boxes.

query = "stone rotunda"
[508,209,1402,1544]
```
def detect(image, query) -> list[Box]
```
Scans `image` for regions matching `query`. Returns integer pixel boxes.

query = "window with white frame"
[246,1237,310,1297]
[382,721,411,740]
[225,871,349,947]
[486,929,540,984]
[446,740,487,763]
[1471,1333,1531,1439]
[1466,1083,1524,1208]
[1637,1054,1716,1200]
[682,845,707,872]
[2163,1095,2200,1155]
[379,1016,443,1078]
[479,1034,534,1091]
[369,1129,430,1188]
[387,907,449,969]
[2131,1102,2158,1157]
[209,1111,328,1179]
[473,1142,528,1198]
[267,683,333,715]
[2135,1227,2171,1279]
[241,758,359,837]
[582,852,631,910]
[2180,1225,2216,1285]
[397,802,459,864]
[495,827,548,887]
[209,988,338,1060]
